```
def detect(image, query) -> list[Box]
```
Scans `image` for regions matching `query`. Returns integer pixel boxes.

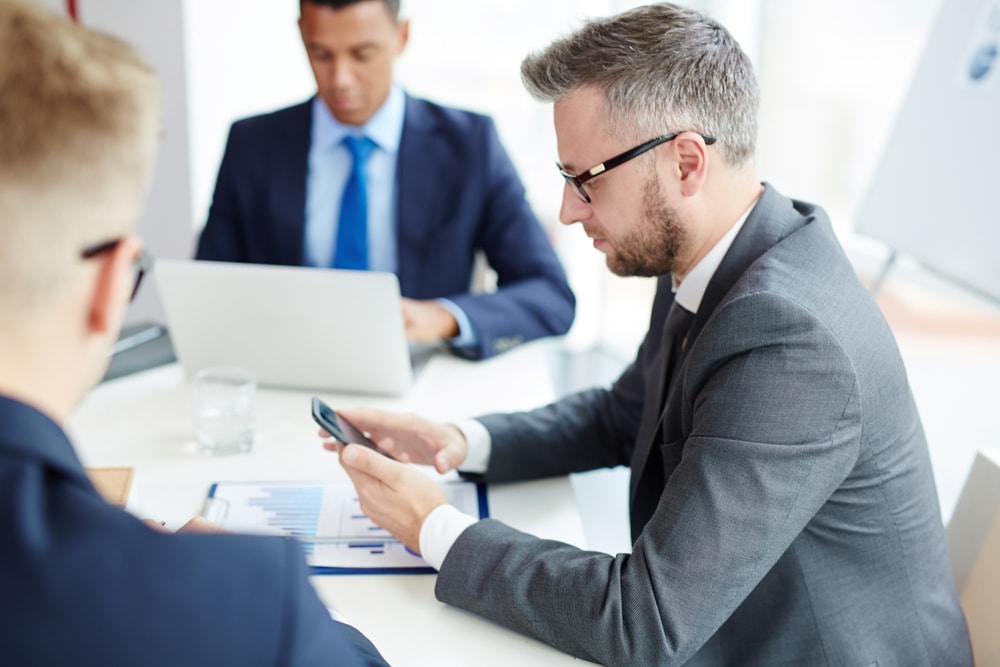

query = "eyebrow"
[304,37,380,53]
[556,161,579,174]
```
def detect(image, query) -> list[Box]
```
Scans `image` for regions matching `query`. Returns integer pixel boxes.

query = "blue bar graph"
[207,479,483,569]
[246,486,323,555]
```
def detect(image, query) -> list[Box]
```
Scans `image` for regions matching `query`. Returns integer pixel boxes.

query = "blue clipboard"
[204,480,489,575]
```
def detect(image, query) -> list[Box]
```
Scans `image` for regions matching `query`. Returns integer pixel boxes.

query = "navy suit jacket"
[196,95,575,359]
[0,395,387,666]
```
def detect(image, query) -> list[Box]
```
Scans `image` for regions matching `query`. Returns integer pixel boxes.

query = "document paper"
[204,479,488,574]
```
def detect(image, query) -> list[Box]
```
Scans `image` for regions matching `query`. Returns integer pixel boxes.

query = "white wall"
[183,2,314,236]
[48,0,194,325]
[41,0,962,341]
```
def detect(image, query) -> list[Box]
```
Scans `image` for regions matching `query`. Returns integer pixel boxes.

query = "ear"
[396,19,410,53]
[673,133,710,197]
[87,238,139,335]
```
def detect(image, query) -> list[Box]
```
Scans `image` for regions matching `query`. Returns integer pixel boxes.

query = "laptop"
[154,259,412,396]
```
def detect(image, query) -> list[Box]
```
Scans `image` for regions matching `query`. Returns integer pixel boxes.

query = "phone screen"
[311,397,383,453]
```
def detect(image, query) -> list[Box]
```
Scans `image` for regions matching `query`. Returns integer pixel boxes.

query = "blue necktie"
[333,135,376,270]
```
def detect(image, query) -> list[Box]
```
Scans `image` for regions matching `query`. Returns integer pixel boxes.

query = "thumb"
[340,443,398,480]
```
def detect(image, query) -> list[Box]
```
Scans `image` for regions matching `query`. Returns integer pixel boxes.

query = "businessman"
[0,3,385,665]
[327,4,973,665]
[195,0,575,359]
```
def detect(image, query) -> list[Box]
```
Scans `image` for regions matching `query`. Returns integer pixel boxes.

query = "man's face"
[554,87,686,277]
[299,1,408,126]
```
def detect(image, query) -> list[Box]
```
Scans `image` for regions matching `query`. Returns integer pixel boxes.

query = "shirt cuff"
[453,418,491,474]
[419,504,478,571]
[436,298,478,349]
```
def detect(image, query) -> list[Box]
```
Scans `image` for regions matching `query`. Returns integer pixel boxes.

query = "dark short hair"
[300,0,400,20]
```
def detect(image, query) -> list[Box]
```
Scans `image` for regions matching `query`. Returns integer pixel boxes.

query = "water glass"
[191,366,255,455]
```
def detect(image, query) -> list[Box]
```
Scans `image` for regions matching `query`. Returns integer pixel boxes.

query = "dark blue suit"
[196,95,575,359]
[0,395,387,666]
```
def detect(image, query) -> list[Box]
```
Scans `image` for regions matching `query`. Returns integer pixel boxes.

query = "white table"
[67,340,591,666]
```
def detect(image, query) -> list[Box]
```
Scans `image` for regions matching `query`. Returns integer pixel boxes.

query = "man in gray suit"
[328,3,972,664]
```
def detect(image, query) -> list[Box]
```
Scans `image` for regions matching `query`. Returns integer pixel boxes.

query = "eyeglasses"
[80,238,153,302]
[557,131,717,203]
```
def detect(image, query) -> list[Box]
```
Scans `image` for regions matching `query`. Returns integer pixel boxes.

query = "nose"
[329,57,357,89]
[558,184,590,227]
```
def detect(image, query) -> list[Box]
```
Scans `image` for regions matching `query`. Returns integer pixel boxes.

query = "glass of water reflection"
[191,366,255,455]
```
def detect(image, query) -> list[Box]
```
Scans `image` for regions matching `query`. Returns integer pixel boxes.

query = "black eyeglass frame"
[557,131,717,203]
[80,238,153,302]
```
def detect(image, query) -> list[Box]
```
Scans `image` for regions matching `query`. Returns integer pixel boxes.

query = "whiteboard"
[856,0,1000,302]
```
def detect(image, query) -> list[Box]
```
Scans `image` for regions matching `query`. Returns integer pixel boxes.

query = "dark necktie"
[629,299,696,539]
[333,135,376,270]
[662,301,695,394]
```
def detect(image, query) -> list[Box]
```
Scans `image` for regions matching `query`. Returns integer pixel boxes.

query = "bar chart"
[205,479,486,572]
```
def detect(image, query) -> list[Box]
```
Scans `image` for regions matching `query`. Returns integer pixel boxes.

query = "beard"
[604,174,685,277]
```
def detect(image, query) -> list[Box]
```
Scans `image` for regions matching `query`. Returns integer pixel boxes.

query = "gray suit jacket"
[438,185,971,666]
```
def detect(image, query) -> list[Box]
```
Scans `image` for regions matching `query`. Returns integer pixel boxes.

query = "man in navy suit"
[196,0,575,360]
[0,3,386,665]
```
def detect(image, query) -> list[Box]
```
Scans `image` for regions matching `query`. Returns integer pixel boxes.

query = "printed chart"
[204,480,487,573]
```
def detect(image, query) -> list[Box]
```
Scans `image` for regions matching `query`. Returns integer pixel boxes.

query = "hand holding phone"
[311,397,390,457]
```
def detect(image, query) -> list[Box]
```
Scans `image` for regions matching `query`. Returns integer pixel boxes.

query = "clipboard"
[203,479,488,575]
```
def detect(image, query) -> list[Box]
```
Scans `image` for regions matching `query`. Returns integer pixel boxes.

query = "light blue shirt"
[304,86,475,346]
[304,88,403,272]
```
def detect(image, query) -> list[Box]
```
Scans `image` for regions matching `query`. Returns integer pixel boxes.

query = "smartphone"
[311,397,387,456]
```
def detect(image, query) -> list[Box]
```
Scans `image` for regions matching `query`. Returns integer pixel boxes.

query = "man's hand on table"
[401,298,459,344]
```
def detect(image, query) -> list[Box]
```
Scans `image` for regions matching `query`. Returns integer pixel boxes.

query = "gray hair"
[521,2,758,166]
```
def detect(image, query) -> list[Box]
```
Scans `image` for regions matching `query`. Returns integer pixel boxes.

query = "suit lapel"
[685,184,803,346]
[395,96,443,296]
[269,100,313,265]
[627,184,810,536]
[627,321,682,536]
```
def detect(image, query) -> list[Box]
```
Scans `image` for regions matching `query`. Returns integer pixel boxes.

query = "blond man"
[0,3,385,664]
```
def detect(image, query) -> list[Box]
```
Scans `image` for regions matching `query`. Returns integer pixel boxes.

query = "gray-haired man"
[327,4,972,664]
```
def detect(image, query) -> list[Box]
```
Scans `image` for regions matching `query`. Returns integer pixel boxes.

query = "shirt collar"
[674,194,760,314]
[310,84,406,152]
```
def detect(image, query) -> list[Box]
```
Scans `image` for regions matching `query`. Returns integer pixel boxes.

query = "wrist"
[418,504,477,570]
[436,308,459,339]
[452,419,491,474]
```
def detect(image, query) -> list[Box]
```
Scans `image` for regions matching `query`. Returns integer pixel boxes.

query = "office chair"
[947,449,1000,666]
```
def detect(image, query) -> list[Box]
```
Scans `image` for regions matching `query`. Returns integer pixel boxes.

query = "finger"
[400,301,416,330]
[142,519,171,533]
[340,443,403,484]
[374,435,396,453]
[433,425,468,472]
[341,406,394,423]
[178,516,230,534]
[435,451,454,474]
[338,450,384,495]
[338,407,385,434]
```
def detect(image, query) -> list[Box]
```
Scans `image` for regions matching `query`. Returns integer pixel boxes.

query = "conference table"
[67,339,594,666]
